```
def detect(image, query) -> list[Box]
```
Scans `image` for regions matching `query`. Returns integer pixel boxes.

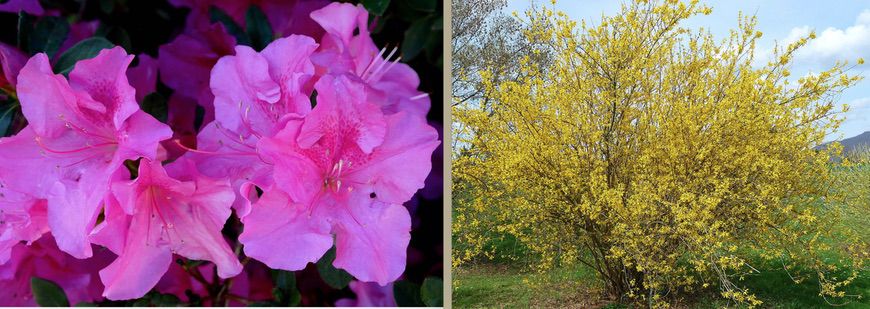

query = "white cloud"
[850,97,870,110]
[758,9,870,67]
[787,9,870,64]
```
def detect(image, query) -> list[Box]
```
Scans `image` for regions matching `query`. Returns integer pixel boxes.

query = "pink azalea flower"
[0,235,111,306]
[0,42,27,91]
[0,0,43,15]
[126,54,158,103]
[239,74,439,285]
[0,191,47,265]
[170,0,328,38]
[0,47,172,259]
[310,3,431,117]
[334,280,396,307]
[90,158,242,300]
[159,23,236,125]
[183,35,318,217]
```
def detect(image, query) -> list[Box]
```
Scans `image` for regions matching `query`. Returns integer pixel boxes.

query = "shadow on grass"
[454,264,606,308]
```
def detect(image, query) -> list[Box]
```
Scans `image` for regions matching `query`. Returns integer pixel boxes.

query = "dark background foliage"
[0,0,443,306]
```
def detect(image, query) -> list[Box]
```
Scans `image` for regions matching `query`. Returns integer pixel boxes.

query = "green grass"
[454,264,603,308]
[455,262,870,308]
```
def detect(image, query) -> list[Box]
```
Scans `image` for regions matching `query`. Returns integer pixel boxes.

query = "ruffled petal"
[240,188,332,271]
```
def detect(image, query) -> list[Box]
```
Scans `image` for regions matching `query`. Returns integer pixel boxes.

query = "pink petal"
[260,35,319,117]
[158,23,236,102]
[106,159,241,293]
[210,45,281,136]
[16,54,81,137]
[46,182,100,259]
[126,54,158,103]
[298,74,386,154]
[257,117,321,204]
[117,110,174,161]
[240,188,332,271]
[264,0,329,38]
[99,220,173,300]
[0,127,62,198]
[0,0,43,15]
[68,47,139,130]
[347,111,440,204]
[0,42,27,88]
[0,197,48,265]
[310,2,368,45]
[331,190,411,285]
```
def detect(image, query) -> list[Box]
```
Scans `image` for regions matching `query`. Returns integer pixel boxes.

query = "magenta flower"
[310,3,431,117]
[0,191,47,265]
[0,47,172,259]
[170,0,329,38]
[183,35,318,216]
[0,0,43,15]
[0,236,110,306]
[126,54,158,103]
[0,42,26,91]
[335,280,397,307]
[240,74,439,285]
[90,158,241,300]
[159,23,236,115]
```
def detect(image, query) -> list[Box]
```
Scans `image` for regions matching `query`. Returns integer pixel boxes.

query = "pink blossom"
[126,54,158,103]
[0,0,43,15]
[334,281,396,307]
[183,35,318,217]
[0,42,27,90]
[170,0,328,38]
[0,48,172,259]
[310,3,431,117]
[90,158,242,300]
[159,23,236,126]
[240,74,439,285]
[0,191,47,265]
[0,235,111,306]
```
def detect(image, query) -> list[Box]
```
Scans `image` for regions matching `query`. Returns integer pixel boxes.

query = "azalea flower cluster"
[0,0,438,305]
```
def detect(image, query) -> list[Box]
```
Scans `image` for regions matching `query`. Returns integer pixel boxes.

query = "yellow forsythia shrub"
[453,0,868,306]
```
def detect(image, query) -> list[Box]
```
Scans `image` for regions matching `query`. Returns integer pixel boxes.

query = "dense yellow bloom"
[453,0,867,306]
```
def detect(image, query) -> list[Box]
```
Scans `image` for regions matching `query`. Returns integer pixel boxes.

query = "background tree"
[453,0,868,306]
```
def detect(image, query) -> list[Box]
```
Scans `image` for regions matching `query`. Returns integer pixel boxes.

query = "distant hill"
[818,131,870,157]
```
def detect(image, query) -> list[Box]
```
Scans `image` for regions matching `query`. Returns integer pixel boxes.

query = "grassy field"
[454,263,870,308]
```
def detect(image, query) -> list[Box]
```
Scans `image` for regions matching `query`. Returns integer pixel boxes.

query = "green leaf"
[53,37,115,75]
[132,291,181,306]
[99,0,115,14]
[362,0,390,16]
[245,5,273,51]
[95,24,132,52]
[210,6,251,46]
[141,92,168,123]
[29,16,70,58]
[31,277,70,307]
[316,247,353,289]
[17,11,36,50]
[402,17,433,61]
[74,302,97,307]
[247,301,276,307]
[271,270,301,306]
[0,99,17,137]
[150,293,181,306]
[393,280,424,307]
[431,16,443,31]
[420,277,443,307]
[406,0,436,12]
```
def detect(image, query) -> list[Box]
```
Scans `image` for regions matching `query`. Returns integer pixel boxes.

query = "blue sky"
[505,0,870,141]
